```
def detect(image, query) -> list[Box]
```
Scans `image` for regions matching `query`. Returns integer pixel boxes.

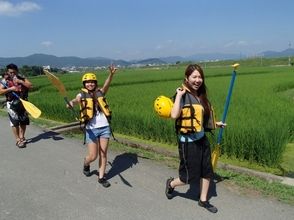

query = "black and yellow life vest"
[176,92,204,134]
[79,88,112,123]
[175,87,216,134]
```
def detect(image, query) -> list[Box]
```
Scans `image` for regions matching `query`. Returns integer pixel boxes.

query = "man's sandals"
[16,138,26,148]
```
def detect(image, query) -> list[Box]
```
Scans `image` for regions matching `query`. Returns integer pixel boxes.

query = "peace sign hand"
[109,65,118,75]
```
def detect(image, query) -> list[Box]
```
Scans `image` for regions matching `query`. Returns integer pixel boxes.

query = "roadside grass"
[219,155,284,176]
[216,169,294,205]
[281,143,294,177]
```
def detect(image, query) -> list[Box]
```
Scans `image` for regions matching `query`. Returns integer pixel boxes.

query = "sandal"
[20,137,27,143]
[16,139,21,146]
[16,138,26,148]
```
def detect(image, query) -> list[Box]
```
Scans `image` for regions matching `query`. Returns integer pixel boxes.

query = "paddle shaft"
[217,70,236,144]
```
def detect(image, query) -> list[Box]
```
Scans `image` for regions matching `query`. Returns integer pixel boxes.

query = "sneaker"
[98,177,111,188]
[198,200,218,213]
[83,164,91,177]
[165,177,174,199]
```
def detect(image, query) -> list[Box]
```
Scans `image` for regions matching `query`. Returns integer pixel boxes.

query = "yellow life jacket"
[176,86,216,134]
[176,92,204,134]
[79,88,112,123]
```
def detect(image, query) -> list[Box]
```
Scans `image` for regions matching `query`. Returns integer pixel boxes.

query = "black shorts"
[8,112,30,127]
[178,135,213,184]
[7,100,30,127]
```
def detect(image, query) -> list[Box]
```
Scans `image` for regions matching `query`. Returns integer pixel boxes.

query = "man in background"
[0,64,32,148]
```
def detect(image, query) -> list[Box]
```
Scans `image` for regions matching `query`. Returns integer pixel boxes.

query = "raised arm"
[170,87,186,119]
[101,65,117,94]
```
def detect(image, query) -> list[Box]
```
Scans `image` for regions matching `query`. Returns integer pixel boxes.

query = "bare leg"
[198,177,218,213]
[98,138,109,179]
[170,177,186,188]
[200,178,210,201]
[19,124,26,140]
[84,141,98,165]
[11,126,20,142]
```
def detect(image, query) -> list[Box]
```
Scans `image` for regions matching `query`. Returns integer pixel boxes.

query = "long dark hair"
[184,64,211,117]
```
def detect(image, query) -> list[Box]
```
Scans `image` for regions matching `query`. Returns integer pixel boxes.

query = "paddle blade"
[44,69,67,97]
[211,144,220,171]
[20,98,42,119]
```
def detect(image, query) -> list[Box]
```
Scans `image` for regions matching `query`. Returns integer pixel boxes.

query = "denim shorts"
[85,126,111,143]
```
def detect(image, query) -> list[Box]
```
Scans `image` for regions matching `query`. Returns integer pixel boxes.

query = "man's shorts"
[85,126,111,143]
[7,101,30,127]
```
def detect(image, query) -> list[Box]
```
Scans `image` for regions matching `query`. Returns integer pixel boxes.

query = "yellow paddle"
[211,63,239,171]
[43,69,67,98]
[43,69,78,119]
[18,97,42,118]
[0,81,41,119]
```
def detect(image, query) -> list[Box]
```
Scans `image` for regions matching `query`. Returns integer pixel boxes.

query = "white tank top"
[77,93,109,129]
[86,110,109,129]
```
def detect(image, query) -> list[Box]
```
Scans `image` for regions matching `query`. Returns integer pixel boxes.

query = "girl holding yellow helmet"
[165,64,226,213]
[67,65,117,188]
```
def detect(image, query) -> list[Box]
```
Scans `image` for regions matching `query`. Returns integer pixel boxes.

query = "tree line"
[0,65,64,77]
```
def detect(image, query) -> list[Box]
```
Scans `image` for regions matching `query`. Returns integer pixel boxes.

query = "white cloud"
[0,1,41,16]
[41,41,53,48]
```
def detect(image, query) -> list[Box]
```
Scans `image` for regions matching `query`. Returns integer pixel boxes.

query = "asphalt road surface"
[0,116,293,220]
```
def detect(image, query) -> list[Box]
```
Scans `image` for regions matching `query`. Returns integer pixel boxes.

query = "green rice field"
[28,64,294,169]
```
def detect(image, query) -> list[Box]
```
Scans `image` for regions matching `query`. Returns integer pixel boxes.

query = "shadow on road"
[27,130,64,144]
[172,176,223,201]
[106,153,138,187]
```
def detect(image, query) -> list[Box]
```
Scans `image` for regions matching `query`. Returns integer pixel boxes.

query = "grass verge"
[281,143,294,177]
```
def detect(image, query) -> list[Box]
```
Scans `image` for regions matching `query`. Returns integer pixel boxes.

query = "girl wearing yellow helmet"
[67,65,117,188]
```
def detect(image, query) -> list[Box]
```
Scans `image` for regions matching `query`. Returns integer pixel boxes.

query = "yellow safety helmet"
[154,95,173,118]
[82,73,97,82]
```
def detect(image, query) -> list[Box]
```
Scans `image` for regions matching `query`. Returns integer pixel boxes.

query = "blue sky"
[0,0,293,60]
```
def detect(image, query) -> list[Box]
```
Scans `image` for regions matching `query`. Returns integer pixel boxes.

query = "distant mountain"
[160,53,243,63]
[159,56,184,63]
[0,49,293,68]
[259,48,294,58]
[185,53,242,61]
[0,53,130,68]
[136,58,166,65]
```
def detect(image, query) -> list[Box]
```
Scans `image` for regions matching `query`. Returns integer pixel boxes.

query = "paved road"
[0,116,293,220]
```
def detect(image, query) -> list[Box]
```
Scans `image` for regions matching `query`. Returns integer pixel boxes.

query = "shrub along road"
[0,116,293,220]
